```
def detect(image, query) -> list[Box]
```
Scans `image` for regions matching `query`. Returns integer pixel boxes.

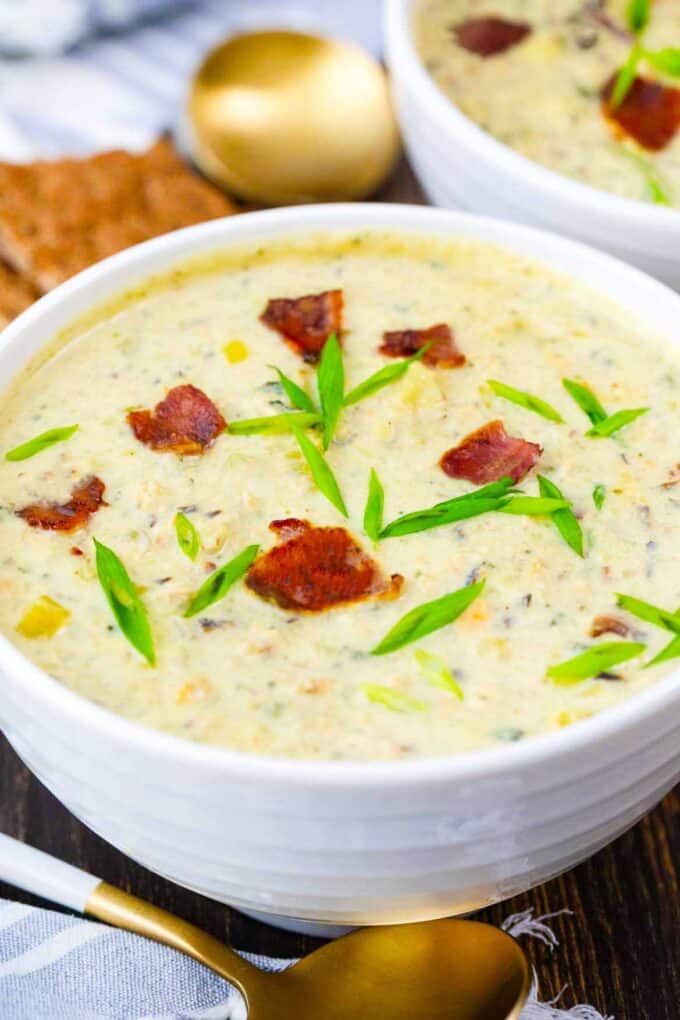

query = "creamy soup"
[0,232,678,760]
[415,1,680,207]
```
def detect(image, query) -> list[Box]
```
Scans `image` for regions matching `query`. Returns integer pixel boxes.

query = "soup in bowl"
[0,205,677,932]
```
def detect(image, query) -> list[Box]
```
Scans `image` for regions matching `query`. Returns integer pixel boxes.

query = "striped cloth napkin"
[0,898,612,1019]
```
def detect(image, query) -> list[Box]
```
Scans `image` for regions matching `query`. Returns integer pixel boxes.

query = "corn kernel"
[224,340,248,364]
[17,596,70,638]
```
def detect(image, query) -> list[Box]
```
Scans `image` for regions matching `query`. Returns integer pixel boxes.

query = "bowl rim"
[385,0,680,235]
[0,201,678,789]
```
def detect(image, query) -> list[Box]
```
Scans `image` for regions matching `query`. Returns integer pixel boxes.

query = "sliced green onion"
[415,649,464,701]
[94,538,155,665]
[647,634,680,668]
[268,366,317,413]
[562,378,608,426]
[537,475,584,557]
[586,407,649,438]
[363,468,384,542]
[292,426,348,517]
[228,411,320,435]
[372,580,485,656]
[317,333,344,449]
[643,47,680,77]
[499,496,571,516]
[547,641,646,685]
[487,380,563,423]
[627,0,650,33]
[616,593,680,634]
[174,512,200,561]
[593,484,606,511]
[343,346,428,408]
[363,684,428,713]
[379,478,515,539]
[5,424,79,462]
[184,544,259,618]
[611,42,643,108]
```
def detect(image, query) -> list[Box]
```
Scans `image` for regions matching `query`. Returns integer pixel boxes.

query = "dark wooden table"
[1,161,678,1019]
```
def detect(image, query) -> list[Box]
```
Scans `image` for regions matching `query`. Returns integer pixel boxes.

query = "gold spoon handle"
[86,881,258,994]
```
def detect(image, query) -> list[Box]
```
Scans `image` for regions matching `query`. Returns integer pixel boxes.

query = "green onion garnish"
[647,635,680,667]
[174,512,200,561]
[363,685,428,713]
[627,0,650,33]
[537,475,584,557]
[5,424,79,462]
[562,379,607,426]
[586,407,649,438]
[372,580,485,656]
[616,593,680,634]
[499,496,571,516]
[547,641,646,685]
[487,380,563,423]
[379,478,515,539]
[94,538,155,665]
[228,411,320,435]
[268,366,317,414]
[593,484,606,511]
[184,544,259,618]
[317,333,344,449]
[415,649,464,701]
[363,468,384,542]
[343,346,428,408]
[292,426,348,517]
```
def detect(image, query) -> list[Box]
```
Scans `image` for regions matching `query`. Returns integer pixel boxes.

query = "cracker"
[0,259,40,327]
[0,140,236,293]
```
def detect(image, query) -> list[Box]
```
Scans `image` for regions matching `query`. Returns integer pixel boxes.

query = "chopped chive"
[292,426,348,517]
[537,475,584,557]
[363,684,428,713]
[547,641,646,685]
[343,346,428,408]
[415,649,464,701]
[372,580,485,656]
[268,366,317,413]
[174,511,200,561]
[184,544,259,618]
[615,593,680,634]
[317,334,344,449]
[94,539,155,665]
[499,496,571,516]
[363,468,384,542]
[5,424,79,462]
[487,380,563,423]
[379,477,515,539]
[562,378,607,426]
[593,484,606,511]
[228,411,320,435]
[586,407,649,438]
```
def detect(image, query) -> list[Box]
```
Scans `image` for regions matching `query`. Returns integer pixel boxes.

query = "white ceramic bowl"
[385,0,680,291]
[0,205,678,936]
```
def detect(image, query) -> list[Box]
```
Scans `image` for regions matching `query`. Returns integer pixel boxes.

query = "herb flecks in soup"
[0,231,678,760]
[415,1,680,206]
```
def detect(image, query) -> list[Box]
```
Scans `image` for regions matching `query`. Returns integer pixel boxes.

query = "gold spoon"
[186,30,401,205]
[0,834,530,1018]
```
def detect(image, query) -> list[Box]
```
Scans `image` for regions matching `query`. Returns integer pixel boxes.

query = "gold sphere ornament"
[187,30,401,205]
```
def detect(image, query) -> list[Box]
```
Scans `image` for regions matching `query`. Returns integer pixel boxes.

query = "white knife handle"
[0,832,101,913]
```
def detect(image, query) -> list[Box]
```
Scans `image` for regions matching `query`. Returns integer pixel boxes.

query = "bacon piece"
[260,290,343,363]
[17,476,106,532]
[440,420,542,484]
[602,74,680,151]
[590,614,630,638]
[246,518,403,612]
[379,323,466,368]
[452,16,531,57]
[127,384,226,455]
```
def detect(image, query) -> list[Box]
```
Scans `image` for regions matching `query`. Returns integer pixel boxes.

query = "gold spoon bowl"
[187,30,402,205]
[89,881,531,1019]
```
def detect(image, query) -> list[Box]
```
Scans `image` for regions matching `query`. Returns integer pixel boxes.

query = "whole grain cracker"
[0,139,236,294]
[0,259,40,328]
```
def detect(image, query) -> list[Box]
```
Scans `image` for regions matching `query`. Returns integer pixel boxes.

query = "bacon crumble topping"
[452,16,532,57]
[602,74,680,151]
[127,384,226,455]
[440,420,542,484]
[260,290,344,362]
[17,476,106,532]
[246,518,403,612]
[590,614,631,638]
[379,323,466,368]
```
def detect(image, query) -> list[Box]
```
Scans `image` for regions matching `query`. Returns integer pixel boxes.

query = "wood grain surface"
[0,159,678,1019]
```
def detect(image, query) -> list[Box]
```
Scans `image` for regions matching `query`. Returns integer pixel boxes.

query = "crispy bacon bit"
[452,16,531,57]
[602,74,680,151]
[127,384,226,455]
[590,614,630,638]
[246,518,403,612]
[17,476,106,532]
[260,290,343,362]
[379,323,466,368]
[440,420,542,484]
